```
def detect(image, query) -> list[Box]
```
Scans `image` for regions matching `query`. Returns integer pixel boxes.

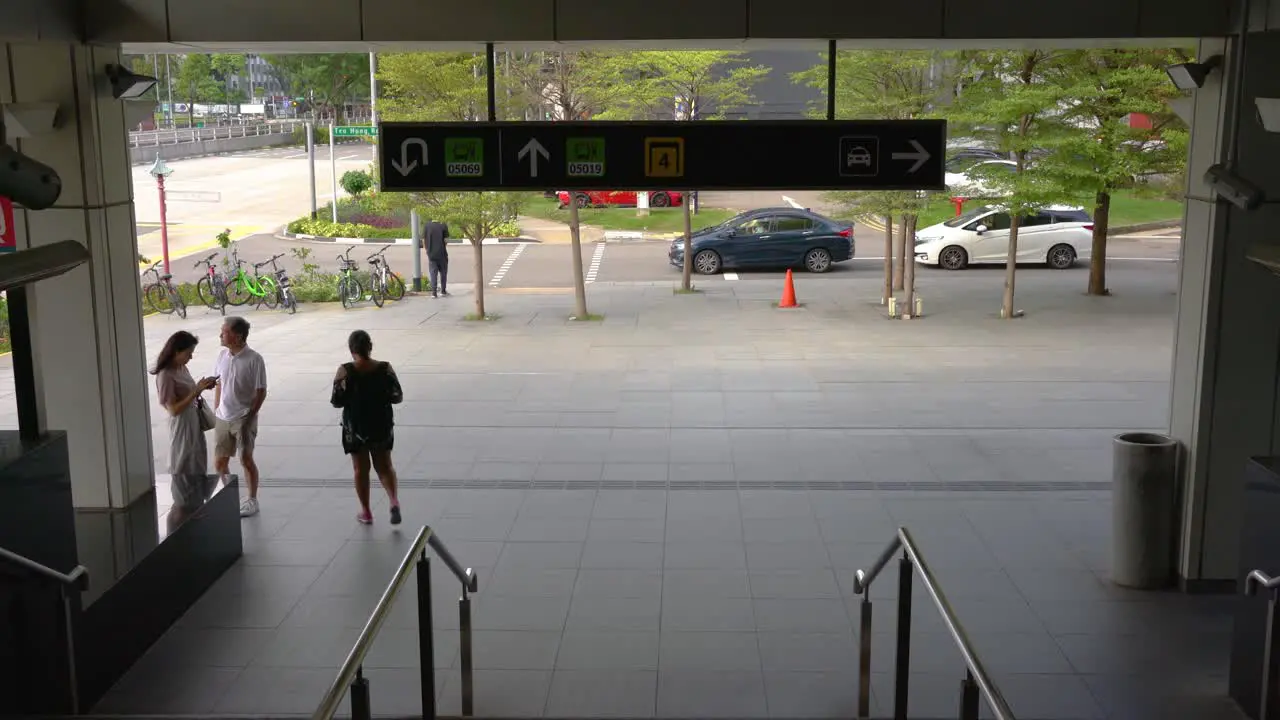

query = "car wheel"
[574,193,590,209]
[804,247,833,273]
[650,192,671,208]
[1047,243,1077,269]
[939,245,969,271]
[693,249,722,275]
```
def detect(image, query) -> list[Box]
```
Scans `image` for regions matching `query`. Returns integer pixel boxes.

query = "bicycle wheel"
[371,275,385,308]
[387,272,407,301]
[195,277,219,309]
[341,276,363,309]
[225,276,252,306]
[144,283,175,314]
[255,276,279,309]
[170,286,188,319]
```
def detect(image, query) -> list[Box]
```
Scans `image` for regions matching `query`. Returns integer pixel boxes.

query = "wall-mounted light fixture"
[0,103,61,138]
[104,63,157,100]
[1166,55,1223,90]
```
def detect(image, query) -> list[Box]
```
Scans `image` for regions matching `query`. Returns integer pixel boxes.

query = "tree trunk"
[882,216,894,305]
[892,217,906,291]
[472,237,486,317]
[569,196,589,317]
[903,215,918,316]
[1001,215,1021,319]
[1088,190,1111,296]
[681,192,694,290]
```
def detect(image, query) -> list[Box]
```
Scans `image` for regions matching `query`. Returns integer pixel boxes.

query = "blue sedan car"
[669,207,855,275]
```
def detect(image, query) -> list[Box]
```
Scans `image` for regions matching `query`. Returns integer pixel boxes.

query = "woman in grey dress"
[151,331,218,529]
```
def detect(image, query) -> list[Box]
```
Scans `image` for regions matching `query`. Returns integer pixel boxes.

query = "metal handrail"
[313,525,478,720]
[1246,568,1280,719]
[1247,569,1280,594]
[853,527,1015,720]
[0,546,89,589]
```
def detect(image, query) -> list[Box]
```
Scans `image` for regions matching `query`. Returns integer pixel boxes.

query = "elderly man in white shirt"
[212,316,268,517]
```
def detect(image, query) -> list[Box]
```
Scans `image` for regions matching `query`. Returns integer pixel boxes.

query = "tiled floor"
[93,484,1243,720]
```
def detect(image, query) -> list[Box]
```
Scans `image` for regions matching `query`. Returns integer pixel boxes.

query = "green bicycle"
[223,245,279,309]
[337,246,363,309]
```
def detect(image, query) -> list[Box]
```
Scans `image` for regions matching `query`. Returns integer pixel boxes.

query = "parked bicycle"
[141,260,187,319]
[260,253,298,314]
[223,245,278,309]
[193,252,229,316]
[366,246,407,308]
[337,246,363,309]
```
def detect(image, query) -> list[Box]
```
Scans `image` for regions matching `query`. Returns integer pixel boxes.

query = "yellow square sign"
[644,137,684,178]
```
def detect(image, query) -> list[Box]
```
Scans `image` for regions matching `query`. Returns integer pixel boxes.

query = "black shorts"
[342,428,394,455]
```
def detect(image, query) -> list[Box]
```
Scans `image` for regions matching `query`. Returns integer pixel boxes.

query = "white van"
[913,205,1094,270]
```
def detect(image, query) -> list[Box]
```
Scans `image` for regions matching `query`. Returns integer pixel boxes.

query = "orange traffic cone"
[779,269,798,308]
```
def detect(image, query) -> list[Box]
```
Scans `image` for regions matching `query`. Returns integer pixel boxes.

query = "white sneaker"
[240,497,260,518]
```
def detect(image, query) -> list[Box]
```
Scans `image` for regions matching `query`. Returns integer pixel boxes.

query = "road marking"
[782,195,804,209]
[723,272,739,281]
[860,215,887,232]
[586,242,606,284]
[488,243,527,287]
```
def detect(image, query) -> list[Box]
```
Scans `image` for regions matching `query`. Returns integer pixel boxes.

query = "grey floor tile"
[496,541,584,571]
[749,569,843,599]
[739,490,816,519]
[659,631,762,671]
[438,669,551,717]
[663,569,753,600]
[468,630,562,670]
[473,594,572,631]
[214,666,335,714]
[250,623,361,668]
[1081,673,1238,720]
[971,631,1075,674]
[998,673,1106,719]
[592,490,668,519]
[568,595,662,632]
[588,517,667,543]
[508,515,592,543]
[754,598,854,633]
[757,632,859,672]
[241,537,347,567]
[743,517,825,544]
[545,670,658,717]
[662,596,755,632]
[176,591,300,629]
[347,667,426,717]
[556,631,661,670]
[869,672,981,720]
[602,463,670,483]
[575,569,663,600]
[746,542,832,570]
[663,542,747,569]
[763,669,861,718]
[657,669,769,718]
[139,626,275,668]
[666,515,744,542]
[486,567,579,597]
[367,626,457,669]
[205,562,324,599]
[581,541,665,570]
[94,663,241,714]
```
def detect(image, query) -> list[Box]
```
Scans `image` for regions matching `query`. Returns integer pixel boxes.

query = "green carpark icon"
[444,138,484,177]
[566,137,605,177]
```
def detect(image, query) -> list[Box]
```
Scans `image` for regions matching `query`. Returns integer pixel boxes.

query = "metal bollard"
[411,210,423,292]
[418,553,436,720]
[350,667,372,720]
[894,554,913,720]
[858,594,873,718]
[460,591,474,716]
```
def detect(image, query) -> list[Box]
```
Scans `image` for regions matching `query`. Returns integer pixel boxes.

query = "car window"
[1052,210,1091,223]
[737,217,773,235]
[945,206,994,228]
[967,213,1010,231]
[1021,213,1055,227]
[773,216,812,232]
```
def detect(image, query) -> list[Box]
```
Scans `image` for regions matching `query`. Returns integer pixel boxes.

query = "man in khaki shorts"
[212,316,268,517]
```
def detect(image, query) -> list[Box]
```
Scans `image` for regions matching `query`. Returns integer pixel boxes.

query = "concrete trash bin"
[1111,432,1178,589]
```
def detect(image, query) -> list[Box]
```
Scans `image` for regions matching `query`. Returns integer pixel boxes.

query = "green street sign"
[333,126,377,137]
[444,138,484,177]
[566,137,605,177]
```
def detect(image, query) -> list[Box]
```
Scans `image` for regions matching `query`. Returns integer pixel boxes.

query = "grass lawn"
[522,199,739,233]
[854,189,1183,230]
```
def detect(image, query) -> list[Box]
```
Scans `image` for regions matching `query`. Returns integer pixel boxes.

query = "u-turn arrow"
[892,140,931,174]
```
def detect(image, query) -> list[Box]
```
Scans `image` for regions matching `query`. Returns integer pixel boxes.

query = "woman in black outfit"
[331,330,404,525]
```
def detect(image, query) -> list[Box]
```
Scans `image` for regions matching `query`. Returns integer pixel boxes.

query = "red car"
[556,190,684,209]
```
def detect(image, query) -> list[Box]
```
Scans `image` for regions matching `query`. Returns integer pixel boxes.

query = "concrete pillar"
[0,42,156,512]
[1170,31,1280,589]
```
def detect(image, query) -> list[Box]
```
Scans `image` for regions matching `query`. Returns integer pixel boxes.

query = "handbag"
[195,396,216,432]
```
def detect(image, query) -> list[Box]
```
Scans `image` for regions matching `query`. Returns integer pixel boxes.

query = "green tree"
[1049,49,1189,296]
[340,170,373,197]
[507,51,629,121]
[952,50,1076,318]
[265,54,370,121]
[605,51,768,120]
[796,50,952,305]
[377,53,489,121]
[173,54,220,124]
[210,54,246,106]
[429,192,526,318]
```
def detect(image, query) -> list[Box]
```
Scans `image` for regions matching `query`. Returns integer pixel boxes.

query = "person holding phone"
[151,330,218,528]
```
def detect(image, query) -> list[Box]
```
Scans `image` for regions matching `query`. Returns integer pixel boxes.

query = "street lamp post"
[149,155,175,275]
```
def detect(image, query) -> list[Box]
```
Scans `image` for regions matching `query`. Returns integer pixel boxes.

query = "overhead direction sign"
[378,120,946,193]
[333,125,377,138]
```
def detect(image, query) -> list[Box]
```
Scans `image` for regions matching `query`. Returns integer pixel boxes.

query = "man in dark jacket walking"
[423,220,449,298]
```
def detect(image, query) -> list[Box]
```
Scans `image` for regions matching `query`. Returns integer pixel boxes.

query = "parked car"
[944,159,1017,196]
[669,207,854,275]
[913,205,1093,270]
[557,190,683,209]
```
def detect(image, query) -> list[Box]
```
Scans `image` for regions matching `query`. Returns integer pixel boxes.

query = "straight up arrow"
[891,139,931,174]
[518,138,550,177]
[391,138,428,176]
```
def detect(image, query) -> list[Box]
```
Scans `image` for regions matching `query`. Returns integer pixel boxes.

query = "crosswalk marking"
[489,243,528,287]
[586,242,606,284]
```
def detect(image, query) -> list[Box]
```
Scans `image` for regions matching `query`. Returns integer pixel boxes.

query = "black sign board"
[378,120,945,192]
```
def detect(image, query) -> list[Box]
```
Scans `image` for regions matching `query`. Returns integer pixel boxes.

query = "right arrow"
[391,138,429,176]
[892,139,931,174]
